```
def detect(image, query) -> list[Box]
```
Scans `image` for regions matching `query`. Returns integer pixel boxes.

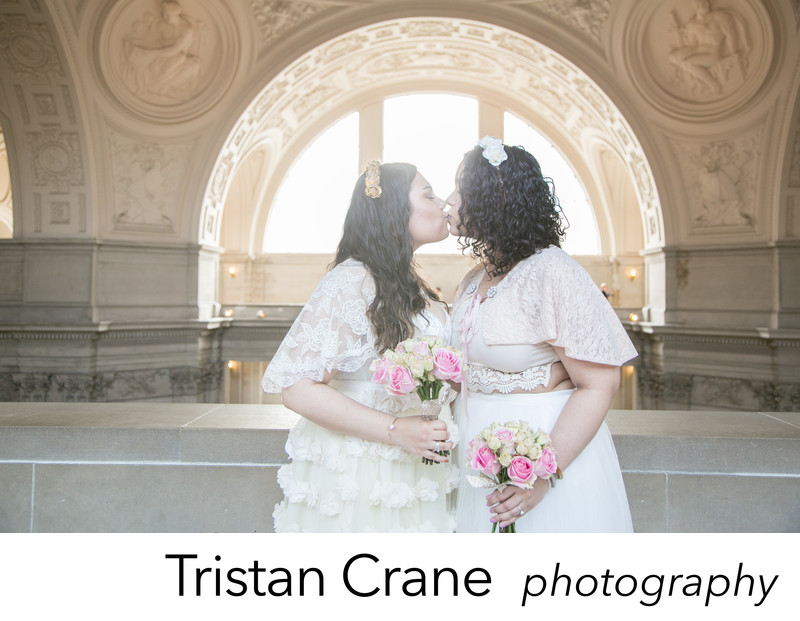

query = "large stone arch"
[201,17,663,252]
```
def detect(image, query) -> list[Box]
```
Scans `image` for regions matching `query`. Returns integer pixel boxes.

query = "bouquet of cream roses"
[466,420,562,532]
[370,336,462,464]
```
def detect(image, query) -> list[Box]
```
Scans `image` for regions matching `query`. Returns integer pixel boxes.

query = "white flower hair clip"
[477,135,507,167]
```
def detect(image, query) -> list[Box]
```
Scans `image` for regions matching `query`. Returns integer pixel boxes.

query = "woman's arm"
[282,374,453,463]
[545,347,620,470]
[487,347,620,528]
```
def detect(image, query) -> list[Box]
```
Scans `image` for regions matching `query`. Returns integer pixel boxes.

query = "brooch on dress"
[464,283,497,298]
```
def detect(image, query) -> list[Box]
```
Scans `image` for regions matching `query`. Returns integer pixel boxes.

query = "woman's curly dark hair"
[334,162,441,353]
[457,143,566,277]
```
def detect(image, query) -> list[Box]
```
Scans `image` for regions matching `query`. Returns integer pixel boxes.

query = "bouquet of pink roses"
[466,420,562,532]
[370,336,462,464]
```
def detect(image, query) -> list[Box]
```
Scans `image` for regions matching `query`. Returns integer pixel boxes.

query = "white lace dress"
[450,246,636,533]
[263,259,458,532]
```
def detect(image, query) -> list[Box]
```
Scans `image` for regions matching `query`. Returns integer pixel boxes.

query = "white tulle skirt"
[273,383,458,533]
[454,389,633,533]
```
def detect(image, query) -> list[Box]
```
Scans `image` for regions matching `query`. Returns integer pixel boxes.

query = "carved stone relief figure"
[110,131,192,229]
[249,0,326,51]
[535,0,611,46]
[675,131,760,229]
[120,0,206,103]
[668,0,750,99]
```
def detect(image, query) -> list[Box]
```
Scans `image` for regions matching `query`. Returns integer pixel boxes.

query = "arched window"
[0,125,13,239]
[263,112,359,253]
[263,95,599,255]
[384,93,477,253]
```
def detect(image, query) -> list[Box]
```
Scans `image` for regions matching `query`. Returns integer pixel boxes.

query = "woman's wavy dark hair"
[334,162,440,353]
[457,143,566,277]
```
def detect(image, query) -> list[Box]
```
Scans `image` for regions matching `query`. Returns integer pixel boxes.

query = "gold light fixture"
[629,312,639,322]
[224,308,233,317]
[228,267,237,278]
[628,268,637,280]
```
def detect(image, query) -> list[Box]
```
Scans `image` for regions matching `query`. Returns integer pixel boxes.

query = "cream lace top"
[262,258,448,413]
[451,246,637,393]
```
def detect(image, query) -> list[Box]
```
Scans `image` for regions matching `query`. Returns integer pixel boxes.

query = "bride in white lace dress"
[446,138,636,533]
[263,162,458,532]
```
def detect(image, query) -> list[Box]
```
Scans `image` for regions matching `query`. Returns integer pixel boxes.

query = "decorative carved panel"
[108,128,193,232]
[96,0,239,122]
[0,2,89,237]
[249,0,330,52]
[26,124,84,192]
[0,13,64,83]
[2,365,222,402]
[624,0,774,119]
[672,126,763,232]
[534,0,611,47]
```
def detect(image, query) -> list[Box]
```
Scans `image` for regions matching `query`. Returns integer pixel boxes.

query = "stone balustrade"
[0,402,797,532]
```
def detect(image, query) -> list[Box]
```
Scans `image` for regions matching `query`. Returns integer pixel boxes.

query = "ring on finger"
[517,505,525,516]
[434,441,440,452]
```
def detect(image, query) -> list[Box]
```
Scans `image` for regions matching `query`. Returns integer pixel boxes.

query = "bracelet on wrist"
[387,417,399,445]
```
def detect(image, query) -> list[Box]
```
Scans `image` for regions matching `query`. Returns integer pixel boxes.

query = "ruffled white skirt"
[273,381,459,533]
[454,389,633,533]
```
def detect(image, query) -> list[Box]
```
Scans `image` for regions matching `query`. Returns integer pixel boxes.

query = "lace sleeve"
[262,261,377,392]
[483,247,637,366]
[535,249,637,366]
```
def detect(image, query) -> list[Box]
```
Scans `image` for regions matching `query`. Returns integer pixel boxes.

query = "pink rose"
[371,357,392,384]
[508,455,534,486]
[466,437,486,464]
[432,348,462,382]
[533,447,558,478]
[495,428,516,453]
[386,365,417,396]
[469,441,501,477]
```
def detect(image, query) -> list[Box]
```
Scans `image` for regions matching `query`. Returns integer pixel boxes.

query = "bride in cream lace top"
[263,162,457,532]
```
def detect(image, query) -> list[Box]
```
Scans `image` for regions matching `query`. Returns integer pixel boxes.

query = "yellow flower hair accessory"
[364,161,382,198]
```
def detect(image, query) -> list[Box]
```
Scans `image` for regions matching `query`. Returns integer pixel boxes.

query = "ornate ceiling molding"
[200,17,663,251]
[0,12,63,83]
[247,0,613,54]
[531,0,611,48]
[0,3,89,236]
